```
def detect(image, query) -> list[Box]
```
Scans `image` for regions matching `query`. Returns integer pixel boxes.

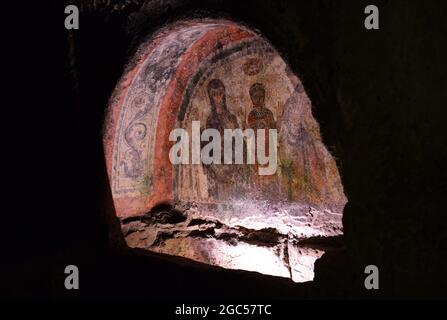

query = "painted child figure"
[246,83,277,196]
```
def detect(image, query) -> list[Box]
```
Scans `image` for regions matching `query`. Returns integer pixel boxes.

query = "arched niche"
[104,19,346,282]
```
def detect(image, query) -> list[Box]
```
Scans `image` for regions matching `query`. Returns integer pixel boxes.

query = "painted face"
[210,87,225,107]
[250,88,265,107]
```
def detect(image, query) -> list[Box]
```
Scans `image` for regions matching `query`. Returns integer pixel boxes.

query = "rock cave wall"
[8,0,442,298]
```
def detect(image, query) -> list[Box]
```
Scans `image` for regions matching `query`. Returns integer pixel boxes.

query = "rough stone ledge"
[120,204,343,282]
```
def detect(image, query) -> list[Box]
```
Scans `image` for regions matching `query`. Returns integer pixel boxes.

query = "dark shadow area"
[2,0,446,299]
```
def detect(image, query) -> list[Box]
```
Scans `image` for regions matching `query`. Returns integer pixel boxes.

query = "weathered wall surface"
[104,20,345,217]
